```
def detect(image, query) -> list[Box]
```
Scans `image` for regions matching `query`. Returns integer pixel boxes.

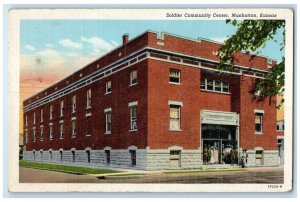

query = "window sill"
[60,115,63,117]
[86,106,91,110]
[104,132,111,135]
[71,136,76,138]
[86,134,91,137]
[72,111,76,113]
[49,118,53,120]
[129,83,137,87]
[40,139,44,142]
[105,91,112,95]
[49,139,53,141]
[255,132,263,135]
[169,82,181,85]
[200,89,231,95]
[59,137,63,140]
[169,129,182,132]
[129,129,138,132]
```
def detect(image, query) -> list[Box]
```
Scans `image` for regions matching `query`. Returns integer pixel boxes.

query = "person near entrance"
[241,149,248,168]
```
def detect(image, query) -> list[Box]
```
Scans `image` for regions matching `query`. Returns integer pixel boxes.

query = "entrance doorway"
[202,124,238,165]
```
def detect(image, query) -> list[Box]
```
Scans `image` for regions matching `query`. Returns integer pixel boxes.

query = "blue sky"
[21,20,284,61]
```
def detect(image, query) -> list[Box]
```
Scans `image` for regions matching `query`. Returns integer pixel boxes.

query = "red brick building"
[23,31,279,170]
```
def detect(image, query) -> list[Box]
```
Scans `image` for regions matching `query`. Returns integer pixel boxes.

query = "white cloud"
[111,40,119,46]
[81,36,118,51]
[59,39,82,49]
[46,43,53,48]
[210,36,229,43]
[25,45,36,51]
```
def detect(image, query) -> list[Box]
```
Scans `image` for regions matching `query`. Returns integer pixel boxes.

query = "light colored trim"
[40,125,44,128]
[168,146,183,151]
[32,127,36,129]
[129,82,137,87]
[23,49,148,112]
[104,107,112,113]
[104,146,112,150]
[71,117,76,121]
[148,47,270,73]
[59,120,64,123]
[129,129,138,132]
[169,82,181,85]
[86,113,92,117]
[128,101,138,107]
[254,109,265,114]
[168,100,183,106]
[255,147,264,151]
[24,45,270,112]
[128,145,138,150]
[201,89,231,95]
[49,123,53,126]
[85,147,91,151]
[169,129,182,132]
[277,136,284,139]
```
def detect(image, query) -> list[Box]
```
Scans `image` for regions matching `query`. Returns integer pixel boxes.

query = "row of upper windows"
[25,70,137,126]
[24,103,138,143]
[169,68,230,93]
[25,68,231,126]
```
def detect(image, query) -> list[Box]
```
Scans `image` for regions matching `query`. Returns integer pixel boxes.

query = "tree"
[218,20,285,109]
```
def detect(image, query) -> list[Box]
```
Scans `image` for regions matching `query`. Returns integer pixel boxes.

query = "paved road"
[19,167,283,184]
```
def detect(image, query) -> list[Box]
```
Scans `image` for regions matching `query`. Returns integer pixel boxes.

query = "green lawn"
[163,168,244,174]
[19,160,123,175]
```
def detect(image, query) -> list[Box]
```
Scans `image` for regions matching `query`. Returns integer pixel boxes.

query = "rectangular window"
[40,109,43,122]
[50,105,53,119]
[40,126,44,141]
[200,78,206,90]
[129,150,136,166]
[60,123,64,139]
[106,81,112,94]
[25,115,28,126]
[255,150,263,165]
[170,150,181,168]
[130,70,137,85]
[60,151,63,162]
[33,128,36,142]
[60,101,64,116]
[169,69,181,84]
[130,105,137,130]
[207,78,214,90]
[214,80,221,91]
[86,150,91,163]
[105,109,112,134]
[72,95,76,112]
[72,120,76,137]
[33,112,36,124]
[255,113,263,133]
[169,105,181,130]
[87,89,92,108]
[49,125,53,140]
[222,81,229,92]
[72,151,75,163]
[25,130,28,144]
[201,78,230,93]
[105,150,110,165]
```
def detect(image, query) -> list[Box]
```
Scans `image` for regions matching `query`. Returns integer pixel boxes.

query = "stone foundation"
[23,148,278,170]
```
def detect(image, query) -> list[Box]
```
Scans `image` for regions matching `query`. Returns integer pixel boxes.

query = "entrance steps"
[202,164,240,170]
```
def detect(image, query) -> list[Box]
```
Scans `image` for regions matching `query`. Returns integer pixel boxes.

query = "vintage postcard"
[8,8,293,192]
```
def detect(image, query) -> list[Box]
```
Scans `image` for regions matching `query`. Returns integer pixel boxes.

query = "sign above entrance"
[201,110,239,126]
